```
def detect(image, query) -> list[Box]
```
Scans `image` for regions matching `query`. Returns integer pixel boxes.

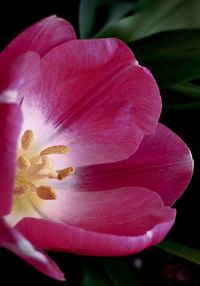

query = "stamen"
[57,167,75,180]
[17,156,31,169]
[40,145,69,156]
[21,130,34,150]
[36,186,57,200]
[15,130,73,205]
[15,185,30,195]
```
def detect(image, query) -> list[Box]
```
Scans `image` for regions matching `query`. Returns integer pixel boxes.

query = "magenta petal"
[0,219,64,281]
[22,38,161,165]
[16,212,175,256]
[16,187,176,255]
[73,124,193,206]
[0,16,76,70]
[0,103,22,215]
[0,52,40,93]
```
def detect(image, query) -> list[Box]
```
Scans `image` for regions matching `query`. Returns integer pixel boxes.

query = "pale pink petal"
[22,38,161,166]
[0,103,22,215]
[71,124,193,206]
[33,187,175,235]
[0,16,76,70]
[0,219,65,281]
[0,52,40,93]
[16,187,176,255]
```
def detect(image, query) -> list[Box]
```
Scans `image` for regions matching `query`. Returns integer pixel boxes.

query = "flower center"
[15,129,74,201]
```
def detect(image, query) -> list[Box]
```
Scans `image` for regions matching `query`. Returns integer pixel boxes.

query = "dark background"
[0,1,80,50]
[0,1,199,285]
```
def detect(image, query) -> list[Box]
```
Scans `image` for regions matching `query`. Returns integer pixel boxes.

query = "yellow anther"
[21,130,34,150]
[36,186,57,200]
[57,167,75,180]
[15,184,30,195]
[17,156,31,169]
[40,145,69,156]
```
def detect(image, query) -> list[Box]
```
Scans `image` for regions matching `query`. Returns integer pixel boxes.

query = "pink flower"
[0,16,193,281]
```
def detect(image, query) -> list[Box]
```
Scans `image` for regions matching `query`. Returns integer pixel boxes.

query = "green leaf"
[79,257,110,286]
[165,102,200,111]
[158,239,200,265]
[98,257,143,286]
[106,2,135,26]
[134,0,160,12]
[79,0,135,38]
[131,29,200,87]
[166,83,200,101]
[79,0,98,38]
[96,0,200,43]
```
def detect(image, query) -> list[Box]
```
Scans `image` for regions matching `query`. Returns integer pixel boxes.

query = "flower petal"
[72,124,193,206]
[0,52,40,93]
[18,219,174,256]
[0,103,22,215]
[16,187,176,255]
[0,219,65,281]
[22,38,161,166]
[0,15,76,70]
[34,187,175,234]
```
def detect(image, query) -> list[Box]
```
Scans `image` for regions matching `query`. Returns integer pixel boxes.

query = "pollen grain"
[36,185,57,200]
[57,167,75,180]
[21,130,34,150]
[40,145,69,156]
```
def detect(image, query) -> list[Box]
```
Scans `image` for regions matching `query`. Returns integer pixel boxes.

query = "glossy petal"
[71,124,193,206]
[0,16,76,70]
[16,187,176,255]
[0,219,65,281]
[0,51,40,93]
[22,38,161,166]
[0,103,22,215]
[16,210,175,256]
